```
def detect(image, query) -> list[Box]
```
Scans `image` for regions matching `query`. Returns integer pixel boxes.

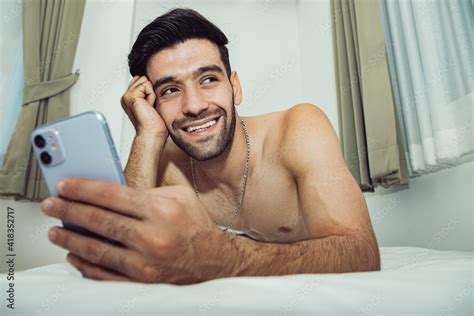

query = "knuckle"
[104,219,137,242]
[149,235,171,256]
[84,243,101,264]
[121,221,138,242]
[96,186,116,202]
[144,81,153,89]
[63,181,80,198]
[162,205,183,223]
[93,242,111,264]
[85,207,104,227]
[133,82,144,91]
[115,254,128,273]
[54,198,71,218]
[143,264,163,283]
[103,220,120,240]
[120,97,128,109]
[61,230,73,249]
[122,94,130,103]
[134,229,147,244]
[123,94,135,108]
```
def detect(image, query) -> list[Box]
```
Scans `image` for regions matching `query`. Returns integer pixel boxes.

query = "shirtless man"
[41,8,380,284]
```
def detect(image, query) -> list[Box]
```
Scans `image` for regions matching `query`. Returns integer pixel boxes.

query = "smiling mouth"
[181,116,221,134]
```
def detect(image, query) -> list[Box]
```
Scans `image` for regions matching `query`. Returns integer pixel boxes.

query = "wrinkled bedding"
[1,247,472,315]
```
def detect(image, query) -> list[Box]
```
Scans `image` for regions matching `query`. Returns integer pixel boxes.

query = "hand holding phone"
[31,111,126,241]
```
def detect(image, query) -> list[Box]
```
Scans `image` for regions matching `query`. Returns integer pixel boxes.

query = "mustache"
[172,108,225,130]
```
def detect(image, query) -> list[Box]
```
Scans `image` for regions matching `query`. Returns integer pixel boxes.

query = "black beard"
[169,100,237,161]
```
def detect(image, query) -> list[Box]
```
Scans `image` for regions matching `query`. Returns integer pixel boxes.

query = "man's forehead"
[147,39,223,79]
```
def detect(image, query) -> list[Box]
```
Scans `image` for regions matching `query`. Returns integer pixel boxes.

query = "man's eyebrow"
[193,64,224,77]
[153,76,175,91]
[152,64,224,91]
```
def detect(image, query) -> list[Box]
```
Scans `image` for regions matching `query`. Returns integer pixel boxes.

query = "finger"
[50,226,145,279]
[128,76,140,88]
[41,197,141,248]
[55,178,147,219]
[130,76,149,90]
[143,80,156,106]
[67,253,132,282]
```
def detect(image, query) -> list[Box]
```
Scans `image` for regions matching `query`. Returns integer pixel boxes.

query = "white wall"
[366,159,473,251]
[71,0,135,162]
[0,0,135,272]
[1,0,472,273]
[296,0,339,127]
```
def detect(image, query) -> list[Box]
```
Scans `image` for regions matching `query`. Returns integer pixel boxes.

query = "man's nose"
[182,87,209,116]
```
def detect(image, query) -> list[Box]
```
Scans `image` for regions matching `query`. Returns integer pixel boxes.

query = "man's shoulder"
[278,103,329,146]
[278,103,338,173]
[248,103,327,142]
[282,103,327,128]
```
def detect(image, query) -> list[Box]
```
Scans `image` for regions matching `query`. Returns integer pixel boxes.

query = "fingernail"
[56,181,65,193]
[48,228,58,241]
[41,199,53,212]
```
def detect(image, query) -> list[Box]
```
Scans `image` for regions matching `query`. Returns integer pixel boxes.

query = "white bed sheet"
[1,247,472,316]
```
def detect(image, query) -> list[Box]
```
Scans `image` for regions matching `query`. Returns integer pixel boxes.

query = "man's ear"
[230,71,242,106]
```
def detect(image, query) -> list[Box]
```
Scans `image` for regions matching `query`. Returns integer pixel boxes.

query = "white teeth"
[186,119,217,133]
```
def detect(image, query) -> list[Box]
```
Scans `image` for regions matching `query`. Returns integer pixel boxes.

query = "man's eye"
[202,77,217,84]
[161,87,179,96]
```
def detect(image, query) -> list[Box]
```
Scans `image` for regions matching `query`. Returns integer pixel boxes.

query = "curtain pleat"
[0,0,85,201]
[381,0,473,175]
[331,0,409,191]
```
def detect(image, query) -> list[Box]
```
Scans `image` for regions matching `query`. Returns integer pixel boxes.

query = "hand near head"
[121,76,168,138]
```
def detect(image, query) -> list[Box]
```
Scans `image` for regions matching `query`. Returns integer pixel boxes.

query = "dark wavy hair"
[128,8,231,78]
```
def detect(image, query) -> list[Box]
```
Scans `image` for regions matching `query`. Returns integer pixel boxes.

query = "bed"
[1,246,472,315]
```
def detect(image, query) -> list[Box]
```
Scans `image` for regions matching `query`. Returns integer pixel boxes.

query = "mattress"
[1,246,472,316]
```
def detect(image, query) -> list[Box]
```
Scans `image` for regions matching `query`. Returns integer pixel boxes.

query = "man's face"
[146,39,239,161]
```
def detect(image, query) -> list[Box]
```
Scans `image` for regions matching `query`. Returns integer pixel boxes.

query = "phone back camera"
[32,129,65,166]
[34,135,46,148]
[40,151,52,165]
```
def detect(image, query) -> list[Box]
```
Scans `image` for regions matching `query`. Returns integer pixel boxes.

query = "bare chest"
[163,113,310,242]
[194,165,309,243]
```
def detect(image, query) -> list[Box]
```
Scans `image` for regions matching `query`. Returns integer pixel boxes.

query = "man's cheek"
[158,109,174,129]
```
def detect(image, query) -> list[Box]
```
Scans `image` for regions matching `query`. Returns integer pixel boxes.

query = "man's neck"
[192,115,249,190]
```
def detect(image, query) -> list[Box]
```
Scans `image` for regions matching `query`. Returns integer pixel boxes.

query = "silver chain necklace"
[190,119,250,232]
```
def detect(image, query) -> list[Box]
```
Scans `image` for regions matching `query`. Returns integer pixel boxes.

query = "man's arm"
[124,133,167,189]
[214,228,379,276]
[209,104,380,277]
[121,75,169,189]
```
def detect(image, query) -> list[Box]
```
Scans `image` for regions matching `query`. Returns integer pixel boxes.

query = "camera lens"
[40,151,52,165]
[34,135,46,148]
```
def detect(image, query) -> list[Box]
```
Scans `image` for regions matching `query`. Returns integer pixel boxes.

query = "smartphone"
[30,111,127,242]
